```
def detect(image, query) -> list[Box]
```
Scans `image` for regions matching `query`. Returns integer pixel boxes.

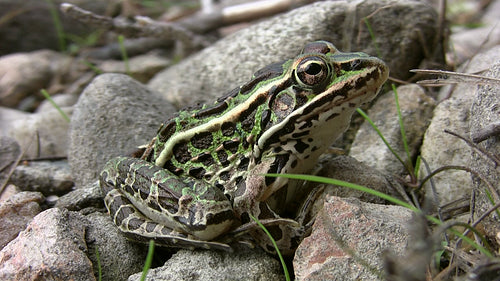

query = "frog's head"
[256,41,389,157]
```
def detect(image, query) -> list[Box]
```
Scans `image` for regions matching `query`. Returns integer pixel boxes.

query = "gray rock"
[0,136,20,185]
[0,191,44,249]
[9,160,73,195]
[0,208,95,281]
[86,212,147,281]
[350,84,436,176]
[0,50,73,107]
[470,60,500,245]
[128,249,284,281]
[294,196,412,281]
[149,0,438,108]
[315,155,408,206]
[0,106,72,159]
[98,53,171,83]
[55,181,104,211]
[419,45,500,206]
[449,25,500,66]
[69,73,176,187]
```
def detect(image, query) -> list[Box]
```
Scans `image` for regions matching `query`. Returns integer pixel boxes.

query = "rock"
[0,185,20,202]
[448,25,500,66]
[0,50,73,107]
[0,136,20,185]
[469,60,500,245]
[149,0,438,108]
[419,45,500,206]
[98,53,171,83]
[86,212,147,281]
[69,73,176,187]
[294,196,412,281]
[9,160,73,196]
[0,106,72,158]
[55,181,103,211]
[0,208,94,281]
[128,249,284,281]
[315,155,408,205]
[350,84,436,176]
[0,191,44,249]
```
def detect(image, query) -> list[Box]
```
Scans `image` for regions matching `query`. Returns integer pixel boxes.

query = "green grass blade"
[95,246,102,281]
[40,89,70,122]
[265,173,493,257]
[82,60,103,75]
[363,17,381,57]
[392,84,414,174]
[140,240,155,281]
[45,0,66,52]
[118,35,131,75]
[249,214,290,281]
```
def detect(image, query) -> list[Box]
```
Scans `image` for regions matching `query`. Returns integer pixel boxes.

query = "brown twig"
[60,3,209,50]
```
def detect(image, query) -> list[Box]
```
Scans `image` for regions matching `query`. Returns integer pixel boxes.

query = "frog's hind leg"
[104,188,233,251]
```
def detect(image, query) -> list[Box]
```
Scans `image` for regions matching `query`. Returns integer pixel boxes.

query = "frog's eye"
[295,56,330,87]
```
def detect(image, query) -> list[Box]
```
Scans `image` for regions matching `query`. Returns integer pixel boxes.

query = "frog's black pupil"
[305,63,322,75]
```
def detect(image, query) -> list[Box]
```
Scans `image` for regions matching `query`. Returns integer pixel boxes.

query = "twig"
[411,69,500,86]
[444,129,500,166]
[60,3,209,50]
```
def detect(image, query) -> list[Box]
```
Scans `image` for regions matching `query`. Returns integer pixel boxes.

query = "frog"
[99,41,389,255]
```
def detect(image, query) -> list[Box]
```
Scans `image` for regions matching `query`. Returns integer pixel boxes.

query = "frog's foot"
[104,189,233,252]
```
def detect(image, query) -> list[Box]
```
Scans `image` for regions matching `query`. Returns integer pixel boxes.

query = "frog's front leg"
[232,163,306,256]
[100,156,237,251]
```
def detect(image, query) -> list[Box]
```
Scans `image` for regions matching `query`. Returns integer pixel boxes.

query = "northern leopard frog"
[100,41,389,255]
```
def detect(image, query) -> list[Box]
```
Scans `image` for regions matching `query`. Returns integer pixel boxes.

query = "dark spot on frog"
[223,140,240,154]
[189,167,206,179]
[237,157,249,171]
[290,159,298,168]
[145,222,156,233]
[219,171,230,181]
[127,218,143,231]
[193,152,214,166]
[115,205,134,225]
[165,160,184,176]
[173,141,191,164]
[217,150,229,167]
[294,140,309,154]
[191,132,213,149]
[139,188,149,200]
[147,200,162,212]
[266,154,289,185]
[124,184,134,197]
[325,112,339,121]
[221,122,236,136]
[158,120,177,142]
[194,101,229,119]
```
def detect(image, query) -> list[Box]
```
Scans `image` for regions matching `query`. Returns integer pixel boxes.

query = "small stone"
[0,106,71,159]
[9,160,73,196]
[0,208,94,280]
[69,73,176,187]
[128,249,284,281]
[0,191,44,249]
[294,196,412,281]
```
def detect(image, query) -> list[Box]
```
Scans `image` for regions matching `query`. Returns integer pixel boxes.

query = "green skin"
[100,41,389,255]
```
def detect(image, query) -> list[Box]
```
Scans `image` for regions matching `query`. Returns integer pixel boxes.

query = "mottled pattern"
[99,41,389,254]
